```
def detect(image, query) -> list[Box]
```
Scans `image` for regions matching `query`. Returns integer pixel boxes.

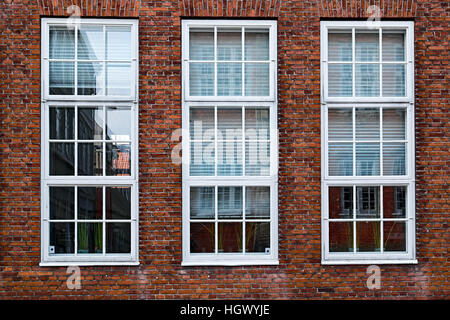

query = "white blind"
[383,143,406,175]
[49,26,74,59]
[382,31,405,61]
[356,143,380,176]
[328,32,352,61]
[328,143,353,176]
[189,107,270,177]
[218,29,241,60]
[328,109,352,141]
[355,31,379,61]
[244,29,269,61]
[188,28,271,97]
[356,109,379,140]
[383,109,406,140]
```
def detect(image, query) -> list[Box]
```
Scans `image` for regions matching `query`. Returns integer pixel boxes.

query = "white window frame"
[181,20,278,266]
[182,20,277,102]
[321,21,416,265]
[40,18,139,266]
[41,18,138,101]
[321,21,414,103]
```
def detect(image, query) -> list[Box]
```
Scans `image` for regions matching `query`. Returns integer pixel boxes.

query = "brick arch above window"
[319,0,417,18]
[179,0,282,17]
[37,0,141,17]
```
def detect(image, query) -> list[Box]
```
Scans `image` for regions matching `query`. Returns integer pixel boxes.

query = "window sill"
[182,259,279,267]
[321,259,418,265]
[40,261,140,267]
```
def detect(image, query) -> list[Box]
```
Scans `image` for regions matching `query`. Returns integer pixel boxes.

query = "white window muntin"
[182,101,278,266]
[182,20,277,102]
[42,101,137,181]
[40,183,138,265]
[321,21,415,264]
[182,20,278,266]
[321,182,416,264]
[320,21,414,103]
[323,103,414,181]
[182,180,279,266]
[41,19,138,266]
[41,18,138,101]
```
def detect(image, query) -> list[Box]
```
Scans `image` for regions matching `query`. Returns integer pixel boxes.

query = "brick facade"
[0,0,448,299]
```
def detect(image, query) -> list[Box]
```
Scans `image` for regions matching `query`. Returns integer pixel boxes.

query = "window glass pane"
[246,187,270,219]
[218,187,242,219]
[218,223,242,253]
[383,143,406,175]
[246,222,270,253]
[106,107,131,141]
[356,108,379,140]
[355,31,379,62]
[106,223,131,253]
[190,141,214,176]
[50,187,74,220]
[217,108,242,140]
[78,187,103,219]
[106,142,131,176]
[328,32,352,61]
[328,143,353,176]
[356,186,380,218]
[106,187,131,220]
[50,107,75,140]
[217,29,241,60]
[245,141,270,176]
[189,29,214,60]
[383,186,406,218]
[78,25,104,60]
[78,107,103,140]
[106,26,131,60]
[328,109,352,141]
[189,63,214,96]
[355,64,379,96]
[328,64,352,97]
[245,108,269,140]
[78,142,103,176]
[190,223,215,253]
[244,63,269,96]
[77,223,102,254]
[217,140,242,176]
[383,109,406,140]
[50,142,74,175]
[245,29,269,61]
[77,62,104,95]
[382,64,406,97]
[217,63,242,96]
[329,187,353,219]
[329,222,353,252]
[49,62,75,95]
[50,222,74,254]
[383,221,406,252]
[356,221,381,252]
[49,26,75,59]
[356,143,380,176]
[190,108,214,140]
[190,187,215,219]
[106,63,131,96]
[382,31,405,62]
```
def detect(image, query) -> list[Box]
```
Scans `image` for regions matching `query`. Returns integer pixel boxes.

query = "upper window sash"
[182,20,277,102]
[41,18,138,101]
[320,21,414,103]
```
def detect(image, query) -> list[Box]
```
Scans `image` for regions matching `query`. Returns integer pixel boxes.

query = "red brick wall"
[0,0,448,299]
